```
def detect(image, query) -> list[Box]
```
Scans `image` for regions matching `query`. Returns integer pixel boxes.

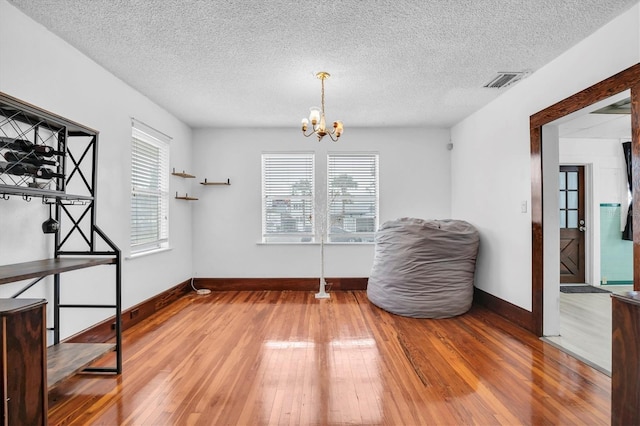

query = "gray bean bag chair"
[367,218,480,318]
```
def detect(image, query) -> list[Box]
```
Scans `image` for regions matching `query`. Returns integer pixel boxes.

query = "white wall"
[450,3,640,311]
[191,127,451,278]
[560,137,629,208]
[0,0,194,339]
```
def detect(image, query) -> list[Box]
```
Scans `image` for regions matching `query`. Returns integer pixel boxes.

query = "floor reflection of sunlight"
[330,338,376,348]
[264,340,315,349]
[259,337,382,424]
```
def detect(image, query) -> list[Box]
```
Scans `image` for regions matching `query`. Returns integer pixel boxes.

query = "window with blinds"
[327,153,379,243]
[262,153,314,243]
[130,123,169,254]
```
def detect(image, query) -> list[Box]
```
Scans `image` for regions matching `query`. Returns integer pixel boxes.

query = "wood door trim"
[530,62,640,336]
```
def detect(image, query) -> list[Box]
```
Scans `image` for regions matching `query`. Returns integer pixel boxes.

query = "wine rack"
[0,92,122,396]
[0,94,97,202]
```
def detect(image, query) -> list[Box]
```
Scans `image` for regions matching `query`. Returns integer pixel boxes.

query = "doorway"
[559,166,586,283]
[529,63,640,337]
[541,98,632,373]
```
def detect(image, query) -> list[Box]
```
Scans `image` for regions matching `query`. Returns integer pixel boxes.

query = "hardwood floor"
[48,291,610,425]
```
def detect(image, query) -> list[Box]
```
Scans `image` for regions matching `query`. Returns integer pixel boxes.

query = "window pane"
[262,153,314,242]
[567,191,578,209]
[559,211,566,228]
[327,153,379,243]
[568,210,578,228]
[567,172,578,190]
[559,191,566,209]
[131,123,169,254]
[559,172,566,190]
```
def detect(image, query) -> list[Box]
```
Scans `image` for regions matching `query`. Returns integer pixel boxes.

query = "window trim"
[130,119,170,255]
[261,152,315,243]
[326,152,379,244]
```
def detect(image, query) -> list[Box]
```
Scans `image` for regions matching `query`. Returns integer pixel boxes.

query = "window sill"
[126,246,172,260]
[256,241,373,246]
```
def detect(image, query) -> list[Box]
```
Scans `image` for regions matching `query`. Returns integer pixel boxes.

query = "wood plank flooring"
[48,291,610,425]
[544,285,632,375]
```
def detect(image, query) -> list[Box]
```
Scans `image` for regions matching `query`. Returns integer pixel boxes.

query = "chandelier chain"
[321,77,325,115]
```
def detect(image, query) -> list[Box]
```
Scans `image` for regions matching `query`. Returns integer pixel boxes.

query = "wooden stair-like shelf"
[0,259,120,390]
[200,178,230,186]
[47,342,116,390]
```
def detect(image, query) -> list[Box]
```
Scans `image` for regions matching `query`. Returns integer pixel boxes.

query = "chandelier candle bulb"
[309,107,321,125]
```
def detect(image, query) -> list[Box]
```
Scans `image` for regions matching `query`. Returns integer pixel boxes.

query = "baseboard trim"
[193,277,369,292]
[65,279,192,344]
[473,287,534,333]
[65,278,533,343]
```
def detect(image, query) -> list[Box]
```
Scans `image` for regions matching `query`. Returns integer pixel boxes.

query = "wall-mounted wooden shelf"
[171,168,195,179]
[175,192,198,201]
[200,178,230,186]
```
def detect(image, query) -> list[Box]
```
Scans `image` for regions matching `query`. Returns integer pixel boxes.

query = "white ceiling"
[558,112,631,139]
[557,91,632,139]
[7,0,638,129]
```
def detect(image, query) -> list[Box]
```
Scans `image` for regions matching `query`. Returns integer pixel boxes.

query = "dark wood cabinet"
[0,298,47,426]
[611,294,640,426]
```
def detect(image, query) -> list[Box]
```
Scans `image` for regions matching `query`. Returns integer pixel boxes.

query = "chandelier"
[301,72,344,142]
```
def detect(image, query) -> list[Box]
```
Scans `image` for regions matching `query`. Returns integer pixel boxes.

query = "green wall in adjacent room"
[600,203,632,284]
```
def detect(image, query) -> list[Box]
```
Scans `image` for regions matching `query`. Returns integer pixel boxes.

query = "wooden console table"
[611,293,640,425]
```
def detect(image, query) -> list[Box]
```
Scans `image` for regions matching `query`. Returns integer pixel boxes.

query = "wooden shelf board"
[0,258,116,285]
[47,342,115,390]
[200,179,230,186]
[175,196,198,200]
[171,172,195,178]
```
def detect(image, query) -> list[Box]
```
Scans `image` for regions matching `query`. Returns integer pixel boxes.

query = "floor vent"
[483,72,527,89]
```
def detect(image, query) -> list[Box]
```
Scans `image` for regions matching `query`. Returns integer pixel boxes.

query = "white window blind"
[130,121,170,254]
[262,153,314,243]
[327,153,379,243]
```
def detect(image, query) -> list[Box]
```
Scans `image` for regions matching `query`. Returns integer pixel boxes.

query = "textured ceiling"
[7,0,638,129]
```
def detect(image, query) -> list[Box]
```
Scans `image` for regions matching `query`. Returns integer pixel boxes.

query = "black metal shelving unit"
[0,92,122,389]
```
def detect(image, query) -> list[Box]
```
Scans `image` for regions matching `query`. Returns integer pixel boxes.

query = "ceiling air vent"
[483,72,527,89]
[591,97,631,114]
